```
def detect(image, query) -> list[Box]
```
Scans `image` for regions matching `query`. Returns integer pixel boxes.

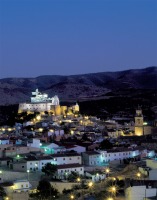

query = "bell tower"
[135,108,144,136]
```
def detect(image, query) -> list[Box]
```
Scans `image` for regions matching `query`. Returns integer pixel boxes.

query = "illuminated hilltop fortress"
[18,89,79,115]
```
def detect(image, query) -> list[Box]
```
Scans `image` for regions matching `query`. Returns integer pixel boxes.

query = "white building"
[82,151,101,166]
[0,139,9,145]
[27,139,41,148]
[146,159,157,169]
[85,171,106,182]
[13,180,31,192]
[11,153,82,172]
[99,148,140,163]
[57,163,84,179]
[125,185,157,200]
[50,153,82,165]
[82,148,145,166]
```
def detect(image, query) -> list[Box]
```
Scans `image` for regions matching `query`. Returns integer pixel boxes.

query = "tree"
[0,186,6,198]
[29,179,58,199]
[67,171,79,182]
[99,139,113,149]
[42,163,57,176]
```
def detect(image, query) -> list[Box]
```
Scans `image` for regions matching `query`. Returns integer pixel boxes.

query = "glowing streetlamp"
[108,185,117,197]
[111,186,116,193]
[36,115,41,121]
[27,170,30,180]
[106,168,110,177]
[70,194,74,199]
[77,177,81,182]
[113,177,116,181]
[107,198,114,200]
[137,172,141,179]
[88,181,93,188]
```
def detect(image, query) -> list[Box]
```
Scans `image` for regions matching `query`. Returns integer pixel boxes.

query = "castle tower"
[134,109,144,136]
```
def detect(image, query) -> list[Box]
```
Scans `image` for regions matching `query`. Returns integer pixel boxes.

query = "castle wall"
[135,127,143,136]
[19,103,54,113]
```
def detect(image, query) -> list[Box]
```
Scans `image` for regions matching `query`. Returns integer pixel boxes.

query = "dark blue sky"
[0,0,157,78]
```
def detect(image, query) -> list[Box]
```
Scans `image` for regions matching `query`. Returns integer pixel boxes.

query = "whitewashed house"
[85,171,106,182]
[11,153,82,172]
[125,184,157,200]
[13,180,31,192]
[82,151,101,166]
[57,163,84,179]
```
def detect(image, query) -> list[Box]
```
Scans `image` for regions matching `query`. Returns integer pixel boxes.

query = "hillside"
[0,66,156,105]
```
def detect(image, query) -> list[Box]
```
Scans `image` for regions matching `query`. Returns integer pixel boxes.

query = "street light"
[108,186,117,197]
[27,170,30,181]
[88,181,93,188]
[107,198,114,200]
[70,194,74,199]
[111,186,116,193]
[137,172,141,179]
[77,177,81,182]
[106,168,110,177]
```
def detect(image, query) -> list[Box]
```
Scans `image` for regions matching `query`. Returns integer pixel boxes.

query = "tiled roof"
[57,163,83,169]
[83,151,100,155]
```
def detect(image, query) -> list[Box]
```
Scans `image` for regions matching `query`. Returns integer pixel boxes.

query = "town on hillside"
[0,89,157,200]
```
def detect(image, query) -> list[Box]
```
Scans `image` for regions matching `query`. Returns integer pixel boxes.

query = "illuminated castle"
[18,89,79,116]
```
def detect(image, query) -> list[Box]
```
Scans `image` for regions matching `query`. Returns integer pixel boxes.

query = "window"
[80,168,82,171]
[63,158,65,160]
[21,185,23,188]
[75,169,76,171]
[78,157,80,159]
[69,158,71,160]
[30,163,32,165]
[22,166,24,168]
[42,163,44,165]
[26,184,28,188]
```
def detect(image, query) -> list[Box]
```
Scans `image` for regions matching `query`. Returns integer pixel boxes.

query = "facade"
[11,153,82,172]
[146,159,157,169]
[57,163,84,179]
[82,151,101,166]
[99,148,140,163]
[13,180,31,192]
[85,171,106,182]
[125,185,157,200]
[82,148,146,166]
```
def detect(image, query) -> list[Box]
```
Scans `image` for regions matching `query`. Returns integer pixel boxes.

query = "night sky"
[0,0,157,78]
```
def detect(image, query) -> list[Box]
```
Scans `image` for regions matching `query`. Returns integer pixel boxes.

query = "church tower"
[134,108,144,136]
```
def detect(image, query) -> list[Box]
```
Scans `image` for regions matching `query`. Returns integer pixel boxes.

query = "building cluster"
[0,90,157,200]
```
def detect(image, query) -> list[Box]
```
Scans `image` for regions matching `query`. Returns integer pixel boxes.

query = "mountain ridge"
[0,66,156,105]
